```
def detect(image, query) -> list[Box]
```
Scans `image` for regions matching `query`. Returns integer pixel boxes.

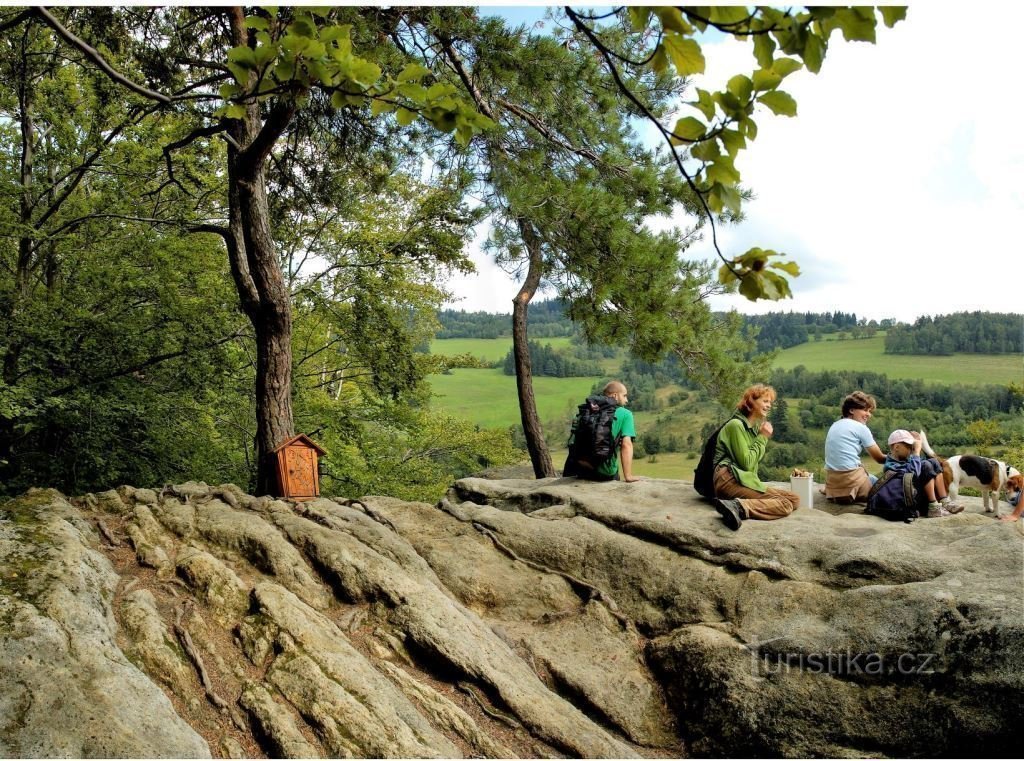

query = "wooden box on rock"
[272,434,327,501]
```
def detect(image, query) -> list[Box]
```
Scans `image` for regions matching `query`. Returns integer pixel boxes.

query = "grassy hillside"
[428,368,599,430]
[773,335,1022,385]
[430,337,573,363]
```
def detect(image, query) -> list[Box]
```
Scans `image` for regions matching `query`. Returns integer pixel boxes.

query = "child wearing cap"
[884,429,963,518]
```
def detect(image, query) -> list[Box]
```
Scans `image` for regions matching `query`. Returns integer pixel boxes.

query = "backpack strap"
[868,469,899,501]
[901,472,916,506]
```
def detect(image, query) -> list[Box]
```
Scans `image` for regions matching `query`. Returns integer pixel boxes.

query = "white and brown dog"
[920,430,1022,513]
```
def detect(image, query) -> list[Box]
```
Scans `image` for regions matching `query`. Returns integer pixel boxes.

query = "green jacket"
[714,412,768,492]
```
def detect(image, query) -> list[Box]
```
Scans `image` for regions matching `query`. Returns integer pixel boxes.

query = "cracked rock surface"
[1,477,1021,757]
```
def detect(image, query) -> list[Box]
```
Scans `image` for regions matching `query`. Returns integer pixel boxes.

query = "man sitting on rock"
[563,381,641,483]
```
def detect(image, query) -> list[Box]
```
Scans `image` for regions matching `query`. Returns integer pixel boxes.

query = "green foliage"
[216,8,493,146]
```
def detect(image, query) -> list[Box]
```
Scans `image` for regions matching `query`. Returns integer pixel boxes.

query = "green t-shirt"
[713,412,768,491]
[597,406,637,477]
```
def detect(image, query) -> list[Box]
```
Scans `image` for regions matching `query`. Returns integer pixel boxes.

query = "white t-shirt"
[824,417,876,471]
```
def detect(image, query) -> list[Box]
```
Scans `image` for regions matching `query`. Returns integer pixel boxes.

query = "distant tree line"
[502,341,602,378]
[438,300,575,339]
[744,310,868,353]
[884,312,1023,355]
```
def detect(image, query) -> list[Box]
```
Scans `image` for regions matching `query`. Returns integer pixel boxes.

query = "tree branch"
[34,7,173,104]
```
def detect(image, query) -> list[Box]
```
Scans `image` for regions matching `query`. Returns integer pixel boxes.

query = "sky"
[443,4,1024,324]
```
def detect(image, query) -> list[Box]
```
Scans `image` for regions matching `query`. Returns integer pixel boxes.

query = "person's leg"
[714,466,799,520]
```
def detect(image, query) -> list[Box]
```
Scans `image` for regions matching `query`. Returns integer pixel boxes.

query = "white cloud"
[447,4,1024,322]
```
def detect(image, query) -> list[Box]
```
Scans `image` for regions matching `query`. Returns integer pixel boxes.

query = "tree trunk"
[513,219,556,478]
[225,7,297,495]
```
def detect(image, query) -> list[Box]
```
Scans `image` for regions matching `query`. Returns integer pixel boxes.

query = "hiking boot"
[940,499,964,514]
[714,498,744,531]
[926,502,952,518]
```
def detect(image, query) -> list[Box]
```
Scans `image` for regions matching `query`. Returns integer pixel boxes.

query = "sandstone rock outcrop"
[1,477,1021,758]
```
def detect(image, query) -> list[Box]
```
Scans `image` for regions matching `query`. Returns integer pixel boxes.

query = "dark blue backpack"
[865,470,919,523]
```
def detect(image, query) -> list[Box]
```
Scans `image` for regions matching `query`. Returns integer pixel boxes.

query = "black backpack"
[568,395,620,466]
[865,470,919,523]
[694,421,729,498]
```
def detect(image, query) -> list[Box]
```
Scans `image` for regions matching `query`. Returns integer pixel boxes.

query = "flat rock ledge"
[1,476,1021,758]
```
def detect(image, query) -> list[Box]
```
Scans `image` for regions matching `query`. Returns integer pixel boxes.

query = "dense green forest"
[439,300,574,339]
[884,313,1022,355]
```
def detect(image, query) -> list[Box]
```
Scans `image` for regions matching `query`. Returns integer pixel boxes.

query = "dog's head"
[1007,473,1023,508]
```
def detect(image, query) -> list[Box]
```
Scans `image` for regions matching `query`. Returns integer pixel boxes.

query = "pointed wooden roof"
[271,433,327,456]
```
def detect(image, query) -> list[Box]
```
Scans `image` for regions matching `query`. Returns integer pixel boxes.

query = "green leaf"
[350,59,381,87]
[718,262,738,284]
[771,57,803,78]
[742,117,757,139]
[627,6,652,31]
[758,90,797,116]
[370,98,396,117]
[426,82,457,100]
[708,6,751,26]
[288,15,317,38]
[770,260,801,276]
[274,58,294,81]
[226,61,250,85]
[752,31,776,68]
[833,8,876,42]
[396,63,431,83]
[330,90,346,110]
[224,103,247,120]
[719,128,745,158]
[227,45,257,69]
[397,82,427,102]
[690,139,720,162]
[727,74,752,103]
[396,107,417,126]
[455,124,474,148]
[653,7,692,34]
[803,32,825,73]
[706,157,740,185]
[252,43,278,68]
[662,34,705,76]
[718,183,742,214]
[752,68,782,92]
[320,24,352,44]
[218,83,242,100]
[244,15,269,31]
[670,116,706,143]
[691,88,716,120]
[879,6,907,28]
[738,273,763,300]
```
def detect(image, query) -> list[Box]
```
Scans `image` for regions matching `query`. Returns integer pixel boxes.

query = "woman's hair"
[736,384,776,415]
[841,390,877,418]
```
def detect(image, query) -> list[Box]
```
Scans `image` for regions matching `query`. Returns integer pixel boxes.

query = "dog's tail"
[919,428,938,457]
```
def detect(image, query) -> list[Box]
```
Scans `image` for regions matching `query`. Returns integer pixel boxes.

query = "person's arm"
[866,443,886,464]
[999,502,1024,522]
[619,437,640,482]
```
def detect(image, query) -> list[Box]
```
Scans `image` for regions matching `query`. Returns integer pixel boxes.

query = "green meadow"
[773,335,1022,385]
[428,367,599,430]
[430,336,573,363]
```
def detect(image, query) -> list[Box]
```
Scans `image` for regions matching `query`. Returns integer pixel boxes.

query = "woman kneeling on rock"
[711,384,800,531]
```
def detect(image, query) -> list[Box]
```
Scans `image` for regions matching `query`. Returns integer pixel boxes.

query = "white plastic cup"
[790,475,815,509]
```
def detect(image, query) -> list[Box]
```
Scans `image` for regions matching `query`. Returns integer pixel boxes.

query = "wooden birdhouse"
[271,434,327,502]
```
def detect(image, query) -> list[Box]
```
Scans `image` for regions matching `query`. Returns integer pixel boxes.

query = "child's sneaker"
[940,498,964,514]
[927,502,952,518]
